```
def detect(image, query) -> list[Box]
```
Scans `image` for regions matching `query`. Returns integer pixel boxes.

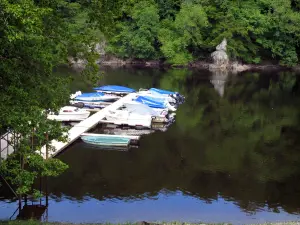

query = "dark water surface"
[2,67,300,223]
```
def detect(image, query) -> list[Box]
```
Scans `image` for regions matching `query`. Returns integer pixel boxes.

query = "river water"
[1,67,300,223]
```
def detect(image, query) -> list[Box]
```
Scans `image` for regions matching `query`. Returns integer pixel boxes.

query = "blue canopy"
[149,88,177,95]
[94,85,136,93]
[76,92,104,98]
[135,96,166,109]
[139,95,166,104]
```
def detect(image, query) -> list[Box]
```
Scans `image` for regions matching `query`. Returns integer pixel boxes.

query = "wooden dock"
[40,93,137,159]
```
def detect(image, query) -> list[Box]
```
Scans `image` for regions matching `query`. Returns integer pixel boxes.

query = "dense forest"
[90,0,300,66]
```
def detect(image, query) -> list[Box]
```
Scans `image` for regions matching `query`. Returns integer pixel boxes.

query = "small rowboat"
[81,134,131,147]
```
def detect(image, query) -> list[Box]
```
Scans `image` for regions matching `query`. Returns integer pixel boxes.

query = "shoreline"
[97,58,300,72]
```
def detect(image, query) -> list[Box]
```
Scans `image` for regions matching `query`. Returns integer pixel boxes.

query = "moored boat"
[122,102,171,123]
[105,110,153,128]
[70,91,120,102]
[134,96,177,112]
[138,89,177,104]
[94,85,136,95]
[81,135,130,147]
[47,106,90,121]
[148,88,185,103]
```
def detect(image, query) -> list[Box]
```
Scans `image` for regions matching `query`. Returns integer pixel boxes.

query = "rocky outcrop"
[67,56,87,71]
[210,38,229,70]
[209,39,250,72]
[230,61,251,73]
[68,41,106,70]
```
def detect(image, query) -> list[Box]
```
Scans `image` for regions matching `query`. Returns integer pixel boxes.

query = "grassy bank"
[1,221,300,225]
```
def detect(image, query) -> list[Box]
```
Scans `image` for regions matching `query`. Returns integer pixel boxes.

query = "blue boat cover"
[135,96,166,109]
[139,95,166,104]
[149,88,176,95]
[76,92,105,98]
[93,85,136,93]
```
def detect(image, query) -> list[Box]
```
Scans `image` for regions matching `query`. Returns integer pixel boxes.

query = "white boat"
[105,110,153,128]
[70,91,120,102]
[138,89,177,104]
[129,96,177,112]
[93,85,136,95]
[147,88,185,103]
[122,102,172,123]
[47,106,90,121]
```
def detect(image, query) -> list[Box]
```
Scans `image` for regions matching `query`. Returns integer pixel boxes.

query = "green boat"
[81,135,130,147]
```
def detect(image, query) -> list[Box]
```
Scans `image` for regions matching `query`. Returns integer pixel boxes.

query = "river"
[1,67,300,224]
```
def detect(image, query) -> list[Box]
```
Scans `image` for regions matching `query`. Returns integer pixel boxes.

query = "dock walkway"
[40,93,136,158]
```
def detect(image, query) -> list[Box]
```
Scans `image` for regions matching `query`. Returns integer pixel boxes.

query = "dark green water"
[2,67,300,223]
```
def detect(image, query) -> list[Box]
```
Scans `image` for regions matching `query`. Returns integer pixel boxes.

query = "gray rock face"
[210,38,229,68]
[216,38,227,51]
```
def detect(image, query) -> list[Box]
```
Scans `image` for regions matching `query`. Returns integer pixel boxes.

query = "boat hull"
[47,113,90,121]
[105,110,152,128]
[47,106,90,121]
[81,135,130,146]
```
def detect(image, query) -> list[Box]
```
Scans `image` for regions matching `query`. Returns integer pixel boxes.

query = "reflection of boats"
[104,110,153,128]
[81,134,131,147]
[94,85,136,95]
[134,96,177,112]
[102,128,155,136]
[47,106,90,121]
[151,122,170,132]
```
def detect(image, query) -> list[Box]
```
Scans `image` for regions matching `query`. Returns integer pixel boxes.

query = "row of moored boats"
[47,85,184,148]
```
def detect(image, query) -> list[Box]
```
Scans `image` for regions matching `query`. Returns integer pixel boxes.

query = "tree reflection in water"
[47,68,300,216]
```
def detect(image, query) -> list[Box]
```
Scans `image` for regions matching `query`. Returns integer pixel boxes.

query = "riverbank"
[96,57,300,72]
[1,221,300,225]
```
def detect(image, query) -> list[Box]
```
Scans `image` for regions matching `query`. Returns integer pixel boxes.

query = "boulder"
[210,38,229,68]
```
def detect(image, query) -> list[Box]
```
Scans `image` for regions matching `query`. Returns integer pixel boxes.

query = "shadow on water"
[2,67,300,222]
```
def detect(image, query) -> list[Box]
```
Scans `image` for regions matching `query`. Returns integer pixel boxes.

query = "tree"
[92,0,300,66]
[158,2,208,65]
[0,0,99,198]
[105,0,161,59]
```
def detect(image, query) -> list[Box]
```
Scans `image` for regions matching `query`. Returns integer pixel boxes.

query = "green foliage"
[159,2,208,65]
[0,0,99,197]
[106,1,161,59]
[93,0,300,66]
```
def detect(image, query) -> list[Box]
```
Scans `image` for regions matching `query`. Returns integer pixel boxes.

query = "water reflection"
[55,69,300,210]
[2,67,300,223]
[210,69,229,97]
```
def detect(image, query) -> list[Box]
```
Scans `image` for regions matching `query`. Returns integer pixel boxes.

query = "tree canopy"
[0,0,100,197]
[92,0,300,66]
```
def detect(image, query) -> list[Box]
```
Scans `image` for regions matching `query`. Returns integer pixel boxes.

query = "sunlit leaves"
[0,0,97,196]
